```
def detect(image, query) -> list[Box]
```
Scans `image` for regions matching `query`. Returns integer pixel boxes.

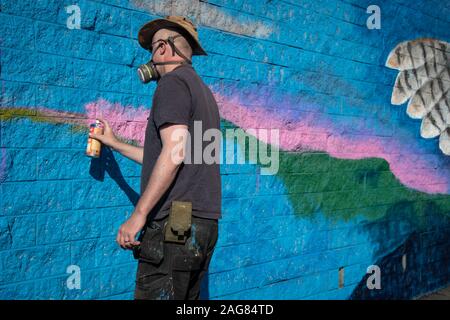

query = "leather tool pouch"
[132,220,165,263]
[163,201,192,244]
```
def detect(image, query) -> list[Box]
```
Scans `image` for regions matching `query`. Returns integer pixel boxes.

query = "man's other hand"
[117,212,147,250]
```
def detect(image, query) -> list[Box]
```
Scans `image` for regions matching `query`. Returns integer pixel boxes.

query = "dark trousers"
[134,215,218,300]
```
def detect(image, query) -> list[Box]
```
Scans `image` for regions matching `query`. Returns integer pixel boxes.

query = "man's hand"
[89,117,119,149]
[117,212,147,250]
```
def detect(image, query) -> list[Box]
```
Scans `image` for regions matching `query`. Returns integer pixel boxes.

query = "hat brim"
[138,19,207,56]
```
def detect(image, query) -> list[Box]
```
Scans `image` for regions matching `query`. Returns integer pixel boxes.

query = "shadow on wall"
[89,146,140,207]
[350,205,450,299]
[200,273,210,300]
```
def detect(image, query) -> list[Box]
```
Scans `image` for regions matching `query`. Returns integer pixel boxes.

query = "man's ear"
[158,41,169,56]
[152,41,166,56]
[158,42,167,56]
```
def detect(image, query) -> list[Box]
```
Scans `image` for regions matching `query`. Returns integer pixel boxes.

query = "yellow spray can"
[86,119,104,158]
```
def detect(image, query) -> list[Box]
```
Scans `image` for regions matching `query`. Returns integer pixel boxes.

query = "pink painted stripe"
[31,101,150,146]
[84,99,149,146]
[215,93,449,194]
[3,94,449,194]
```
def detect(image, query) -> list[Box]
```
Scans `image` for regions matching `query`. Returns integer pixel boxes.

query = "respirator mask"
[137,34,192,83]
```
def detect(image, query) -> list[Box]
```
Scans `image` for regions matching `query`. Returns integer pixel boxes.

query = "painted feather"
[386,38,450,155]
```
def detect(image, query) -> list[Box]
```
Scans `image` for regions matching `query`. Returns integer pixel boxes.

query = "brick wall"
[1,0,449,299]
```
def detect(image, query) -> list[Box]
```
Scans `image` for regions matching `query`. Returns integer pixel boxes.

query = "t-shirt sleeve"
[152,74,192,130]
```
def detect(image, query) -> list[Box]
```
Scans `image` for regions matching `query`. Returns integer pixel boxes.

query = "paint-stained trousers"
[134,215,219,300]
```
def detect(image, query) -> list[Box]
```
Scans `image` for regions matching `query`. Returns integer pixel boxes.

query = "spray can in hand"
[86,119,104,158]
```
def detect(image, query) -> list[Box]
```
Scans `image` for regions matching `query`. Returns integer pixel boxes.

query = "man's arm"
[133,123,187,216]
[111,140,144,165]
[88,117,144,165]
[117,123,189,249]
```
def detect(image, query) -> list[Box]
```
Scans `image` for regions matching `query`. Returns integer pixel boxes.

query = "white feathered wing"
[386,38,450,155]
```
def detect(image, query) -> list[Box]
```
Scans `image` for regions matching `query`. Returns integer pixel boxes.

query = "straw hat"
[138,15,207,55]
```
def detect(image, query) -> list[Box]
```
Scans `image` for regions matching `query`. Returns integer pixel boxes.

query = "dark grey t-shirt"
[140,64,222,221]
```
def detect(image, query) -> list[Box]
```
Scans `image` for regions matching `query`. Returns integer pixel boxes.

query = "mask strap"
[166,35,192,64]
[153,61,187,65]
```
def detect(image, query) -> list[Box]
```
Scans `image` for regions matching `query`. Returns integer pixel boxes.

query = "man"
[89,16,222,300]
